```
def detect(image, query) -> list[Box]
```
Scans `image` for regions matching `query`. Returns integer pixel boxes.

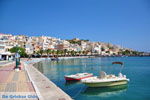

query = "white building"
[93,45,102,54]
[81,41,87,51]
[0,52,15,60]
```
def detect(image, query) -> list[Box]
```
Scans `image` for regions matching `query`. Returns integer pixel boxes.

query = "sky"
[0,0,150,52]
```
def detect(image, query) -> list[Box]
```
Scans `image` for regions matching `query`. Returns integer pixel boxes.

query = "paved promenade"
[0,59,72,100]
[0,61,37,100]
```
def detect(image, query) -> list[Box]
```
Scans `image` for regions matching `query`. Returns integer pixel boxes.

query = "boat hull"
[83,80,128,87]
[65,75,93,81]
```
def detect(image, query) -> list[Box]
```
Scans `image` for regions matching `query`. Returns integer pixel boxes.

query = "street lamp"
[15,47,21,71]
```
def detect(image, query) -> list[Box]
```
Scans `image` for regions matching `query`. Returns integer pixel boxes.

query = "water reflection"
[82,85,128,97]
[34,58,104,76]
[33,61,44,73]
[65,81,80,86]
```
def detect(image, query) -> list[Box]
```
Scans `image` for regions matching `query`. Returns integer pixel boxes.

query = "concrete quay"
[23,59,72,100]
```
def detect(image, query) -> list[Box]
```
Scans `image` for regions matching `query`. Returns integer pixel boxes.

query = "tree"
[106,51,110,54]
[122,50,131,55]
[51,50,56,55]
[45,49,52,57]
[9,46,27,57]
[66,39,89,46]
[67,51,71,56]
[78,51,82,55]
[74,51,77,55]
[82,51,86,55]
[56,50,61,56]
[36,49,44,57]
[64,49,68,56]
[71,50,75,56]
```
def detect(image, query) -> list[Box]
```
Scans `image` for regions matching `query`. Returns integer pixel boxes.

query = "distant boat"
[65,73,93,81]
[81,62,129,87]
[51,57,59,61]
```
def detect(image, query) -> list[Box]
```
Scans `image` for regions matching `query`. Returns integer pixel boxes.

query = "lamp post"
[15,48,21,71]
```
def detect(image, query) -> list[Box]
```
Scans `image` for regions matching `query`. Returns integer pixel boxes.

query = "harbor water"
[34,57,150,100]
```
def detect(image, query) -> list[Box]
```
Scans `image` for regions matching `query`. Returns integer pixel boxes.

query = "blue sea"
[34,57,150,100]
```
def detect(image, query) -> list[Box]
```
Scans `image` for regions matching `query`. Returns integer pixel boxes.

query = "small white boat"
[65,73,93,81]
[81,62,129,87]
[81,72,129,87]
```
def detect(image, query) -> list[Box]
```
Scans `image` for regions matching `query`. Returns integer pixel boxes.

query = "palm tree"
[82,51,86,55]
[64,49,68,56]
[51,50,56,56]
[71,50,75,56]
[78,51,82,56]
[67,51,71,56]
[56,50,61,56]
[59,50,64,56]
[74,51,77,56]
[45,49,52,57]
[37,49,44,57]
